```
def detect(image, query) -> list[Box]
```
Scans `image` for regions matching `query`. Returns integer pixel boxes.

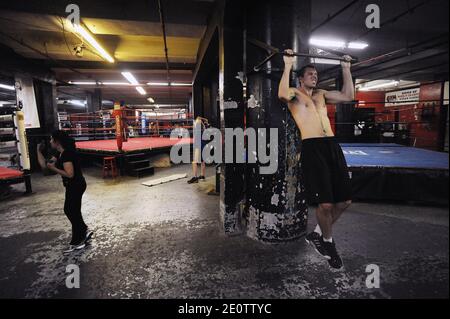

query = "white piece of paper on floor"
[141,173,187,187]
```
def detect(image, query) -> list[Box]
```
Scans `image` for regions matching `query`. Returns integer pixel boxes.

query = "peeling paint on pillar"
[216,0,310,239]
[220,203,242,235]
[244,0,310,242]
[245,100,309,242]
[220,167,245,235]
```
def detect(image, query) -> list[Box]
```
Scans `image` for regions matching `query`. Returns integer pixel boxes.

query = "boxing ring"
[341,143,449,205]
[76,137,192,155]
[58,108,194,177]
[74,137,193,177]
[0,109,32,193]
[0,167,25,187]
[0,167,31,194]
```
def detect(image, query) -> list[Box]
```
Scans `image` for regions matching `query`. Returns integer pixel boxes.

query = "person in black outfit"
[37,131,93,253]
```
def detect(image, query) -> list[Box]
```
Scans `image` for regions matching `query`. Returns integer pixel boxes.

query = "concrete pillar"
[86,88,102,113]
[335,75,355,142]
[193,82,203,117]
[244,0,310,242]
[195,0,310,240]
[219,0,246,235]
[47,80,59,131]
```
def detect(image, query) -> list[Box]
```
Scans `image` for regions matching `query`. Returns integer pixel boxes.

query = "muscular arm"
[278,65,296,103]
[278,49,298,104]
[324,60,355,104]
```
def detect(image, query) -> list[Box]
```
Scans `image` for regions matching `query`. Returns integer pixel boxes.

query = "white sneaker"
[63,242,86,254]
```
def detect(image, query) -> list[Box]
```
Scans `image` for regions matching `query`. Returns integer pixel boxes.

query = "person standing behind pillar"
[187,116,208,184]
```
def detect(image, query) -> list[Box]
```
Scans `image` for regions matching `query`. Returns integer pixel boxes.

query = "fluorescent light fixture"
[147,82,169,86]
[0,84,15,91]
[309,37,369,50]
[147,82,191,87]
[101,82,132,86]
[310,58,340,65]
[69,81,133,86]
[348,42,369,49]
[147,97,155,103]
[358,81,400,91]
[136,86,147,95]
[121,72,139,85]
[68,100,87,107]
[72,23,114,63]
[171,83,192,86]
[69,81,97,85]
[310,37,346,48]
[153,104,186,108]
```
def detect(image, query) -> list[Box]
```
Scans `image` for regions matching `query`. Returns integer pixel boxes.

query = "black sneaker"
[84,230,94,243]
[187,176,199,184]
[198,175,205,181]
[305,232,330,260]
[322,241,343,269]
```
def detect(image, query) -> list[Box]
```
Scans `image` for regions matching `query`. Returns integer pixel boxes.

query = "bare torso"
[288,89,334,140]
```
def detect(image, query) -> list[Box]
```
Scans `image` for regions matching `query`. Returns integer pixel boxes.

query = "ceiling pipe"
[351,50,448,81]
[311,0,360,33]
[320,49,448,86]
[350,0,433,42]
[0,28,128,100]
[355,62,448,87]
[318,34,449,83]
[0,30,85,85]
[158,0,172,101]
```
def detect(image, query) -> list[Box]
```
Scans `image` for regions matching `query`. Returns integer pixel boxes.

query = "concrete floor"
[0,164,448,299]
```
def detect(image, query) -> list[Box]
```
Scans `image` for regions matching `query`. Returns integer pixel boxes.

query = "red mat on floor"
[0,167,23,180]
[75,137,192,152]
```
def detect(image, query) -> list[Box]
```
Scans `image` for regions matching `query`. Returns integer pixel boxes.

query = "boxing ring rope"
[58,108,194,152]
[0,106,32,193]
[57,98,446,152]
[327,99,448,149]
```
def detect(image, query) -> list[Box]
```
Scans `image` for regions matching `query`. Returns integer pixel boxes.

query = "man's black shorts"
[300,137,352,204]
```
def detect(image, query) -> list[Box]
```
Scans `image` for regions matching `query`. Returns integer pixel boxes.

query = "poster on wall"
[14,76,41,129]
[385,87,420,107]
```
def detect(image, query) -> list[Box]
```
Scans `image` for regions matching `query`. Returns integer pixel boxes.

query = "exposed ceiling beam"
[29,59,196,71]
[356,62,449,86]
[311,0,360,33]
[350,0,434,42]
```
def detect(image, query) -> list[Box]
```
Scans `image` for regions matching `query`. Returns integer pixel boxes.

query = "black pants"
[64,179,87,245]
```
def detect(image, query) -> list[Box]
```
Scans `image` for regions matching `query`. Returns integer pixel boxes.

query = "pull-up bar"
[248,38,358,72]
